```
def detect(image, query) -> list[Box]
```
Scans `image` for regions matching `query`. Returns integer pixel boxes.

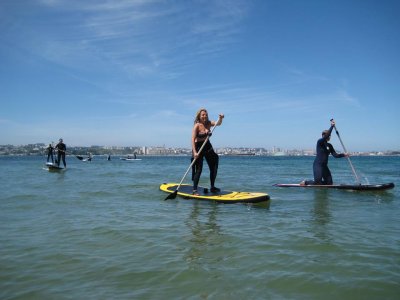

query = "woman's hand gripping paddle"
[331,119,361,184]
[164,124,219,200]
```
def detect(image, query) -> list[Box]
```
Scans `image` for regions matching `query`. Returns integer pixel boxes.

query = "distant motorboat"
[77,153,92,162]
[120,155,141,161]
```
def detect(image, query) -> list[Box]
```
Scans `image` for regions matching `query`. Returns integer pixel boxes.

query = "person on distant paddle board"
[46,143,54,163]
[55,138,67,168]
[303,119,348,185]
[191,108,224,195]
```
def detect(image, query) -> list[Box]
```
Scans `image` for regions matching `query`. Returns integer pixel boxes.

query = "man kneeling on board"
[302,119,348,185]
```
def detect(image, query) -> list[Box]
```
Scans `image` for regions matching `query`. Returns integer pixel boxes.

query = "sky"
[1,0,399,151]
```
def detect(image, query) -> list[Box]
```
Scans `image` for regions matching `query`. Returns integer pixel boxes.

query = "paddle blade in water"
[164,190,178,200]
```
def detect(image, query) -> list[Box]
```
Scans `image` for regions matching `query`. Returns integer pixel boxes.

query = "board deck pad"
[273,183,394,191]
[160,183,270,204]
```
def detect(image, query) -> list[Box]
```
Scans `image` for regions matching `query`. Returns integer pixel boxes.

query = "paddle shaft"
[55,148,84,160]
[332,124,361,184]
[46,146,82,161]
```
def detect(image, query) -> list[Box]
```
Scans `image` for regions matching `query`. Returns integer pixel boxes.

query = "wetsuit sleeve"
[328,126,333,135]
[317,125,334,147]
[325,125,334,140]
[328,143,345,158]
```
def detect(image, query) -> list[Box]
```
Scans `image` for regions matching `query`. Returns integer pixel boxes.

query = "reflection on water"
[310,190,332,242]
[184,203,221,269]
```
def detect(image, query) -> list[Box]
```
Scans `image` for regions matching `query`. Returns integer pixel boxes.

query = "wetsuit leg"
[191,157,195,181]
[47,151,54,163]
[192,156,204,191]
[204,149,219,188]
[62,153,66,167]
[322,166,333,185]
[312,160,323,185]
[57,153,61,167]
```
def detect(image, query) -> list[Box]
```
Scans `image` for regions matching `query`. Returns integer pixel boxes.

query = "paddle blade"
[164,190,178,200]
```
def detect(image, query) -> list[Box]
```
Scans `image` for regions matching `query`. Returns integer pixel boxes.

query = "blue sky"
[1,0,399,151]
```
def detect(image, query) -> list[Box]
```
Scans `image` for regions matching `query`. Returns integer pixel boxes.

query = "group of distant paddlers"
[46,138,114,167]
[46,138,67,168]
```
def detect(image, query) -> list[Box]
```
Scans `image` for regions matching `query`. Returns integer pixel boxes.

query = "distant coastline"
[1,143,399,157]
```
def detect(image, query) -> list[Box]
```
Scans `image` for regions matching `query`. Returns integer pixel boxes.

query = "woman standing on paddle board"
[303,119,348,185]
[191,108,224,195]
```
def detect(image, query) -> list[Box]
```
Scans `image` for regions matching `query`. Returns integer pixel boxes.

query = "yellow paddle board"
[160,183,270,204]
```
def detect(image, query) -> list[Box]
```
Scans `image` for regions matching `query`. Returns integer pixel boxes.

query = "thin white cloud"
[30,0,250,80]
[336,89,360,107]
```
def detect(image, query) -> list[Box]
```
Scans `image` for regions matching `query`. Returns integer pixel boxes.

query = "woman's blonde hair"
[194,108,211,125]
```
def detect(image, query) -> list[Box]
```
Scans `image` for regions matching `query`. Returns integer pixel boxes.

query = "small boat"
[120,155,141,161]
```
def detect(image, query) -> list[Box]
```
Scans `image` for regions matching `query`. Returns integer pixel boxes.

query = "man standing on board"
[55,138,67,168]
[303,119,348,185]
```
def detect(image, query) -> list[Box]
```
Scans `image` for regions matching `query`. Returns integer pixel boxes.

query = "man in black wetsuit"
[55,138,67,168]
[304,120,348,185]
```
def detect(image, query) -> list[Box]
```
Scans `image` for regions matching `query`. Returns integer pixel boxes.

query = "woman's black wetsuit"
[306,126,345,185]
[191,138,219,191]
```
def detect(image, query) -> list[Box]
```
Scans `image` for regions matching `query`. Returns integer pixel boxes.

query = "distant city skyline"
[1,1,399,151]
[1,143,398,156]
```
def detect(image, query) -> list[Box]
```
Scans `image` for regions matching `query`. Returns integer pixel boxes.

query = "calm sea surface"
[1,155,399,299]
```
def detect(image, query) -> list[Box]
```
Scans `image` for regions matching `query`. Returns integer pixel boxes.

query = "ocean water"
[0,155,399,299]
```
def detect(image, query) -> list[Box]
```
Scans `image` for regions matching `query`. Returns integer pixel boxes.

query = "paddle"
[165,123,219,200]
[331,119,361,184]
[56,149,83,160]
